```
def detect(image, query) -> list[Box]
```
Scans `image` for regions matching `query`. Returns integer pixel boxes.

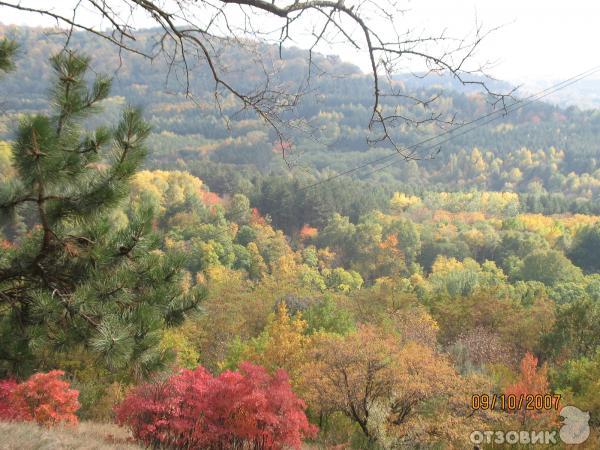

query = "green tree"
[385,218,421,266]
[569,224,600,273]
[0,51,204,378]
[520,249,583,286]
[316,213,356,258]
[323,267,363,292]
[226,193,252,225]
[303,295,355,335]
[495,230,549,268]
[542,298,600,360]
[552,350,600,426]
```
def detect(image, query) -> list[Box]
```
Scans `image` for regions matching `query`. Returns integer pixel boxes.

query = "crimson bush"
[115,362,317,449]
[0,370,80,426]
[0,379,24,421]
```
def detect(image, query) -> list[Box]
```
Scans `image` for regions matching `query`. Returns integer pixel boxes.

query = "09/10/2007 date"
[471,394,561,412]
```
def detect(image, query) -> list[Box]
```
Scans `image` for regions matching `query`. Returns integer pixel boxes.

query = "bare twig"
[0,0,510,159]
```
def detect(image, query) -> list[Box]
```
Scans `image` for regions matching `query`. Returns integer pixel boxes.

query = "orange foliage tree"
[504,353,556,425]
[300,325,463,444]
[299,224,318,240]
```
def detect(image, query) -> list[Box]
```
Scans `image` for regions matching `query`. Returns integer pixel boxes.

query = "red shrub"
[8,370,80,426]
[0,379,26,421]
[116,362,317,449]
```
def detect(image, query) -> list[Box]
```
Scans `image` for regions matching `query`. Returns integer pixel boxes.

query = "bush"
[0,370,80,426]
[0,379,25,421]
[115,362,317,449]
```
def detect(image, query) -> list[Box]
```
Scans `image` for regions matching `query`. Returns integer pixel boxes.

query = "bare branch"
[0,0,510,160]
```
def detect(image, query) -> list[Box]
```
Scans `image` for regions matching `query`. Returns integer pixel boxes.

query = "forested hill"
[1,24,600,217]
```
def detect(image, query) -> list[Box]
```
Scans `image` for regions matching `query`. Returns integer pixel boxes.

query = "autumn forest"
[1,8,600,449]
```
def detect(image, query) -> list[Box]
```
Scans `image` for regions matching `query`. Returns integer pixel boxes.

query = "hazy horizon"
[1,0,600,85]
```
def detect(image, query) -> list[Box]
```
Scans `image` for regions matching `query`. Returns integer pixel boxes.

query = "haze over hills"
[515,78,600,109]
[1,24,600,220]
[397,72,600,110]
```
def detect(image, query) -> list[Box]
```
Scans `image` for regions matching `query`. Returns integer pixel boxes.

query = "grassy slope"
[0,421,142,450]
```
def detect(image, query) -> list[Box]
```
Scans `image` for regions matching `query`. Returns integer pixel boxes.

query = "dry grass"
[0,421,143,450]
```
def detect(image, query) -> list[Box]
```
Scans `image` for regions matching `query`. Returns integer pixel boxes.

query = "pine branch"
[0,39,17,73]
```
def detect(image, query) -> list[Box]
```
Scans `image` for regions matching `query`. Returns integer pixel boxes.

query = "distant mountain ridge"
[515,78,600,109]
[1,24,600,215]
[394,72,516,95]
[394,70,600,110]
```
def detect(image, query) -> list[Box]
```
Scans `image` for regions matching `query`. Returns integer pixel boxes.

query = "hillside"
[1,24,600,220]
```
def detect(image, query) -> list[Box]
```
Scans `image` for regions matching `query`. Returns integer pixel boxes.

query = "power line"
[299,64,600,190]
[362,67,600,177]
[200,64,600,241]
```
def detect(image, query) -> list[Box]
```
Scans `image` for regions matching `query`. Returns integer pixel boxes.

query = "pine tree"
[0,50,204,378]
[0,38,18,73]
[0,40,27,242]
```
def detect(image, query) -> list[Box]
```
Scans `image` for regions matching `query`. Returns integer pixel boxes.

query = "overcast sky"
[412,0,600,82]
[1,0,599,83]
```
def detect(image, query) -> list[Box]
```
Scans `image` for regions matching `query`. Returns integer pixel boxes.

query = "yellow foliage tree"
[159,328,200,370]
[300,325,489,446]
[390,192,421,212]
[130,170,205,215]
[235,302,312,389]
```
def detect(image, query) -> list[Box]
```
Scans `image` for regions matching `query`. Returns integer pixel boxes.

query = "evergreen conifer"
[0,50,204,378]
